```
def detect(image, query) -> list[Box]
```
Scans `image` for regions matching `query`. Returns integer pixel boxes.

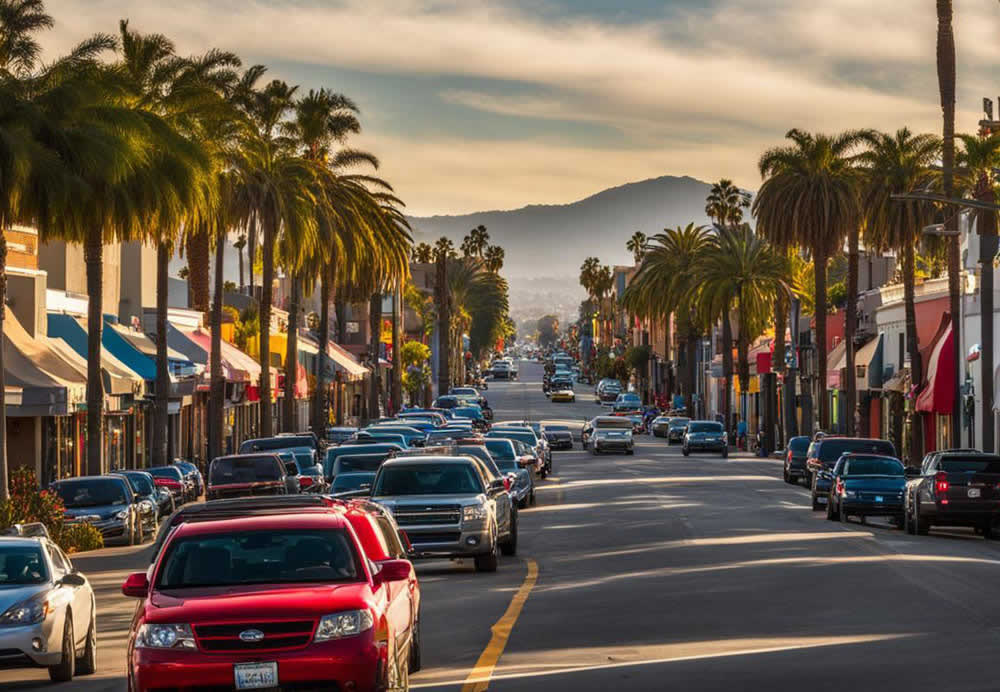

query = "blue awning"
[101,320,197,382]
[47,313,143,395]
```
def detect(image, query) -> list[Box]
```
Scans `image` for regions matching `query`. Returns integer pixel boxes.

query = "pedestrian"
[736,416,747,451]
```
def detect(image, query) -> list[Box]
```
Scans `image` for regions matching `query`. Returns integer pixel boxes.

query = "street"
[6,361,1000,691]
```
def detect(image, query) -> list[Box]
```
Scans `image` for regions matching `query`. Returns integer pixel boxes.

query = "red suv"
[122,508,419,691]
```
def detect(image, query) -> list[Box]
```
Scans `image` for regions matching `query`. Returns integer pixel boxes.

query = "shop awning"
[327,341,369,382]
[855,334,884,391]
[47,314,144,396]
[884,368,909,393]
[104,322,197,380]
[182,327,256,383]
[826,339,848,389]
[915,315,955,415]
[4,311,84,415]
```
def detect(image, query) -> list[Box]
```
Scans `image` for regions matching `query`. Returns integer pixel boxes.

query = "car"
[551,387,575,402]
[365,425,428,447]
[451,405,489,431]
[330,452,396,484]
[783,435,812,484]
[490,360,514,380]
[331,472,377,494]
[172,460,204,498]
[825,454,906,524]
[0,530,97,682]
[51,475,149,545]
[424,427,478,446]
[805,437,897,511]
[398,410,448,427]
[348,431,410,448]
[582,416,633,449]
[450,386,489,412]
[487,428,547,477]
[206,453,299,500]
[682,421,728,457]
[238,434,319,455]
[595,379,623,404]
[123,510,418,692]
[494,422,553,471]
[612,392,642,412]
[146,465,188,505]
[112,470,166,536]
[904,451,1000,537]
[325,443,402,480]
[591,425,634,455]
[543,424,574,450]
[483,439,535,507]
[278,447,329,493]
[326,426,360,444]
[370,455,516,570]
[666,417,690,443]
[650,416,672,437]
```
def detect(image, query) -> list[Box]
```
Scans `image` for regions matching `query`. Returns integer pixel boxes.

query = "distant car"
[806,437,897,510]
[904,451,1000,537]
[51,475,148,545]
[206,453,298,500]
[650,416,672,437]
[783,435,812,485]
[483,439,535,507]
[0,532,97,681]
[825,454,906,524]
[326,426,359,444]
[171,460,204,498]
[238,434,318,455]
[491,360,514,380]
[551,387,575,402]
[582,415,633,449]
[544,424,574,450]
[325,443,402,481]
[330,471,376,494]
[145,465,187,506]
[365,425,427,447]
[591,426,634,455]
[666,417,691,444]
[112,470,163,536]
[348,431,410,448]
[277,447,328,493]
[612,392,642,412]
[487,428,547,477]
[596,379,623,404]
[682,421,728,457]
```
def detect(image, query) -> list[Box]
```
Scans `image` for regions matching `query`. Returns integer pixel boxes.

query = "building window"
[856,364,867,380]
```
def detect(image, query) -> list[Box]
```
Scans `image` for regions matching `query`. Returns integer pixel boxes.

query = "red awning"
[915,315,955,415]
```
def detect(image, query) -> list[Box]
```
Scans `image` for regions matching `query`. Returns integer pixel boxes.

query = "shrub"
[58,523,104,554]
[0,468,65,538]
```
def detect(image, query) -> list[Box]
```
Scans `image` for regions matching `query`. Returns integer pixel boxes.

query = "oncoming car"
[682,421,728,457]
[551,387,575,403]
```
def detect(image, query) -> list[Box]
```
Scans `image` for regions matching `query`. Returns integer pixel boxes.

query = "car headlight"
[463,505,488,522]
[844,491,858,498]
[136,623,196,649]
[314,610,373,642]
[0,596,50,625]
[115,510,129,520]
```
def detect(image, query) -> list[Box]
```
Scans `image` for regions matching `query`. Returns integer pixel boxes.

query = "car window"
[157,529,361,588]
[374,463,485,496]
[331,473,375,492]
[817,439,895,462]
[595,418,633,430]
[335,454,391,474]
[0,546,48,585]
[688,422,723,433]
[52,479,128,508]
[939,457,1000,473]
[125,473,155,495]
[845,458,904,476]
[788,437,810,453]
[484,439,516,460]
[45,544,68,577]
[210,456,282,485]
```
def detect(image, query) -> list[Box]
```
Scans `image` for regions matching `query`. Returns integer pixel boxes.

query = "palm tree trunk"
[937,0,961,447]
[259,216,275,437]
[314,271,331,436]
[684,323,698,418]
[435,255,450,397]
[209,224,226,462]
[237,242,245,292]
[981,202,997,453]
[721,302,734,440]
[737,311,751,407]
[334,299,347,344]
[248,223,256,298]
[283,274,300,432]
[903,241,923,463]
[154,242,170,467]
[84,231,105,474]
[391,282,402,414]
[0,233,8,499]
[368,292,382,422]
[845,227,859,436]
[188,227,210,314]
[815,246,829,431]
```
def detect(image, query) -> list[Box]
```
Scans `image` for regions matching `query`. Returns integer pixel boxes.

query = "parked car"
[825,454,906,524]
[51,475,148,545]
[370,455,515,571]
[326,426,359,444]
[484,439,535,508]
[123,510,418,691]
[0,529,96,682]
[487,428,547,477]
[806,437,897,510]
[172,460,204,498]
[543,424,574,450]
[904,451,1000,537]
[206,453,298,500]
[146,465,188,506]
[666,417,690,443]
[112,470,164,536]
[783,435,812,485]
[612,392,642,412]
[650,416,672,437]
[682,421,728,457]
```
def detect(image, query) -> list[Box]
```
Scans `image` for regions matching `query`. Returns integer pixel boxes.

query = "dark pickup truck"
[806,437,896,510]
[206,453,299,500]
[904,451,1000,537]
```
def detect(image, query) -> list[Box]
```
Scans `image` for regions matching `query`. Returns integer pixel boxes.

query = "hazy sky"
[42,0,1000,216]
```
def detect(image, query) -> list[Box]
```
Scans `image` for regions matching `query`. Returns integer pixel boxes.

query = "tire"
[682,448,690,457]
[474,533,499,573]
[721,449,728,459]
[408,612,422,673]
[76,614,97,675]
[500,513,518,556]
[826,499,837,521]
[626,449,634,456]
[592,446,599,456]
[839,502,848,523]
[915,500,931,535]
[783,467,793,484]
[810,492,822,511]
[904,502,916,535]
[48,615,74,682]
[529,489,536,507]
[517,497,527,510]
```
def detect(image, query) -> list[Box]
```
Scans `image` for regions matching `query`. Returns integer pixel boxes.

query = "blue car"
[324,442,402,480]
[363,425,427,447]
[825,454,906,524]
[612,392,642,412]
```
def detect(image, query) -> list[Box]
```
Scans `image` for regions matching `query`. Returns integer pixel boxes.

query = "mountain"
[406,175,716,281]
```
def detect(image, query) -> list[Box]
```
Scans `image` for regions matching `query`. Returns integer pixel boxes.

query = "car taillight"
[835,478,845,495]
[786,450,792,463]
[155,478,181,489]
[503,477,512,492]
[935,472,949,498]
[299,476,314,489]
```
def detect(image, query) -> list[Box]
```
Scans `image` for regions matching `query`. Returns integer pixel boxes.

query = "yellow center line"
[461,558,539,692]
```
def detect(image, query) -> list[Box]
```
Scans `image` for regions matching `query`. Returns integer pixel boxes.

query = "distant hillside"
[407,175,717,281]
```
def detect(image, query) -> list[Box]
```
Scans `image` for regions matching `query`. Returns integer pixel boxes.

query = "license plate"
[235,662,278,690]
[875,496,883,503]
[817,496,827,504]
[968,488,981,499]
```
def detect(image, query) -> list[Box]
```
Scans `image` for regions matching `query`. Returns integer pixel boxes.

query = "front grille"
[409,531,461,544]
[195,620,315,653]
[394,505,461,526]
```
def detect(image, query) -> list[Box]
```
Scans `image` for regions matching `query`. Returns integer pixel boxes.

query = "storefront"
[915,314,955,454]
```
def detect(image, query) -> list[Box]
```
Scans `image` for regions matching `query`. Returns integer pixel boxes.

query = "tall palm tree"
[483,244,505,273]
[937,0,961,447]
[435,237,453,394]
[705,179,751,228]
[234,233,246,290]
[461,224,489,258]
[626,231,646,264]
[856,128,940,463]
[413,242,432,263]
[753,129,864,432]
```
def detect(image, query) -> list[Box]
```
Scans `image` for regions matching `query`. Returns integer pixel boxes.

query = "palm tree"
[626,231,646,264]
[753,129,864,432]
[461,224,489,258]
[937,0,961,447]
[413,242,432,264]
[856,128,940,462]
[705,179,751,228]
[434,237,454,394]
[483,244,505,273]
[233,233,246,290]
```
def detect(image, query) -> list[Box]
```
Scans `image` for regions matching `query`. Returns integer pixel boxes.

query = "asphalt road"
[7,360,1000,691]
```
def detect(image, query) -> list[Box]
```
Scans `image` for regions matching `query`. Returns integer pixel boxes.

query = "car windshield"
[210,457,281,485]
[331,473,374,492]
[0,547,47,586]
[157,529,360,589]
[123,473,154,495]
[374,463,484,495]
[489,430,537,446]
[53,479,127,507]
[485,439,516,460]
[788,437,811,453]
[595,419,633,430]
[688,422,723,433]
[818,439,895,463]
[845,458,904,476]
[669,419,690,427]
[336,454,390,473]
[240,436,314,453]
[454,407,482,418]
[940,458,1000,473]
[147,466,182,481]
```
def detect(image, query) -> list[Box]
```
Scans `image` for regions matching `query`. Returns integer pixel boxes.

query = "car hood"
[844,477,905,492]
[64,503,128,521]
[148,583,370,623]
[0,584,49,613]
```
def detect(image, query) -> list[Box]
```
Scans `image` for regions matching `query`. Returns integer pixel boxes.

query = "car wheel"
[408,612,422,673]
[517,497,528,510]
[76,614,97,675]
[48,614,75,682]
[500,514,518,556]
[839,502,848,523]
[783,466,793,483]
[721,449,728,459]
[915,500,931,535]
[474,532,500,573]
[592,446,599,456]
[529,489,536,507]
[682,448,690,457]
[826,499,837,521]
[626,449,634,456]
[810,492,822,511]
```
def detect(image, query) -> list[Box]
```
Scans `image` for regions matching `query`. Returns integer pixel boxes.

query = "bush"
[58,523,104,554]
[0,468,65,537]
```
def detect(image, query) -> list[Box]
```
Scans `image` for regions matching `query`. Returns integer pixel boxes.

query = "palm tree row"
[0,0,411,496]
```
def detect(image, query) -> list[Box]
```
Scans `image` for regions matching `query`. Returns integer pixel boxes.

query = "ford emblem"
[239,629,265,643]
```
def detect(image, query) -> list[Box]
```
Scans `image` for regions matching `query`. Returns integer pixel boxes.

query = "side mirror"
[122,572,149,598]
[60,572,86,587]
[374,559,412,585]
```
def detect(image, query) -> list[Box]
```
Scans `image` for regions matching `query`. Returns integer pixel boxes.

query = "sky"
[41,0,1000,217]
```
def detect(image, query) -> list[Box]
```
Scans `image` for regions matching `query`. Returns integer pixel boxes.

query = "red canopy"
[915,315,954,415]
